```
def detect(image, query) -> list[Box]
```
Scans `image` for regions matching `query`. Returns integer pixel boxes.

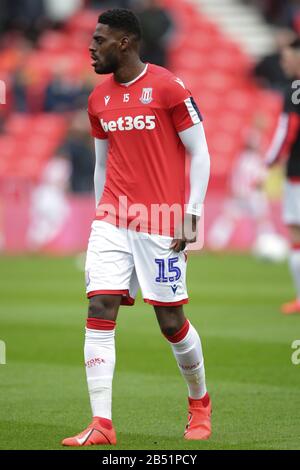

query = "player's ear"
[120,36,130,51]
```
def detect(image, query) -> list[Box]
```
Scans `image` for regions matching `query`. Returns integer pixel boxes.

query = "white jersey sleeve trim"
[184,98,202,125]
[265,113,289,166]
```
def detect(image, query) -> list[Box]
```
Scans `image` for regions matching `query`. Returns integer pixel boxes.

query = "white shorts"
[283,181,300,226]
[85,220,188,306]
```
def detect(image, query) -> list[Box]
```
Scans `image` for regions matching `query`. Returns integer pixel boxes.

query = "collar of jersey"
[112,63,149,88]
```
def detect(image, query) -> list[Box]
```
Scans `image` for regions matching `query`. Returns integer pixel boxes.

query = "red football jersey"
[88,63,202,235]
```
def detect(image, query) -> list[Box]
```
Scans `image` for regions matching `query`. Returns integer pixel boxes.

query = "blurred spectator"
[241,1,284,24]
[253,28,296,91]
[260,0,287,25]
[58,112,95,194]
[208,116,276,251]
[44,65,92,112]
[0,35,33,73]
[27,153,71,251]
[88,0,132,8]
[0,0,85,38]
[11,67,29,112]
[243,0,300,30]
[133,0,174,67]
[44,0,83,28]
[0,0,47,41]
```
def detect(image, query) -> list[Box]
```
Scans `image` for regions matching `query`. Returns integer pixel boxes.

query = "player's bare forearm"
[170,214,200,252]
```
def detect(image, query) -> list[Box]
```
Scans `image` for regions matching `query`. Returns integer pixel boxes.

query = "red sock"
[189,392,210,408]
[94,417,113,430]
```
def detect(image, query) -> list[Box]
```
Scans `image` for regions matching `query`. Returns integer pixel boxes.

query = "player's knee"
[290,225,300,243]
[155,306,186,337]
[156,312,185,337]
[160,324,181,337]
[88,296,118,321]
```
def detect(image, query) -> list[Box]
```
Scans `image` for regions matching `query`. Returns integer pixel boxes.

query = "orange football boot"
[184,394,212,440]
[281,299,300,315]
[62,417,116,447]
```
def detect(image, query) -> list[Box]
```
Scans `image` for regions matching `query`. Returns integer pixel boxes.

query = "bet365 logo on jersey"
[100,115,156,132]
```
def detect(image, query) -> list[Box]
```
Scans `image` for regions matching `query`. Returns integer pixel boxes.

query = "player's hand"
[170,214,199,253]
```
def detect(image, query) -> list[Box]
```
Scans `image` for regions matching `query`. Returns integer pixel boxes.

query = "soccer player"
[208,121,273,251]
[266,38,300,315]
[62,9,211,446]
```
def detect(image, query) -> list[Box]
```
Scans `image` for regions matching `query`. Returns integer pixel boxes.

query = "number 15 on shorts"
[155,257,181,283]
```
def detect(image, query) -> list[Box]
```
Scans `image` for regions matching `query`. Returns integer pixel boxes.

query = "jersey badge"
[140,88,153,105]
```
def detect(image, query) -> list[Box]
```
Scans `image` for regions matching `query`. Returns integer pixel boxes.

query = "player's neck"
[114,58,146,84]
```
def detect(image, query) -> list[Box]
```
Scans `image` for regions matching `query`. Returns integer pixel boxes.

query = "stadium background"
[0,0,299,450]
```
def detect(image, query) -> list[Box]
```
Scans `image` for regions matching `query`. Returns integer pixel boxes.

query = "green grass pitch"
[0,253,300,450]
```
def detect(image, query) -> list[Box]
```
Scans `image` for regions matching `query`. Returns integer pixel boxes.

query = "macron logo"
[171,285,178,294]
[104,96,110,106]
[174,78,186,89]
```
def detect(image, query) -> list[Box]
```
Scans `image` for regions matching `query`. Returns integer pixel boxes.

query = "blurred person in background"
[254,28,296,91]
[0,37,34,113]
[133,0,174,67]
[44,0,83,28]
[208,117,275,252]
[89,0,132,8]
[11,66,31,113]
[0,0,47,41]
[44,64,92,112]
[245,0,300,31]
[58,111,95,194]
[265,37,300,314]
[243,0,291,26]
[27,153,71,251]
[260,0,289,25]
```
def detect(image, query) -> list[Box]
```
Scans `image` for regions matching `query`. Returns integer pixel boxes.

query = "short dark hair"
[98,9,142,41]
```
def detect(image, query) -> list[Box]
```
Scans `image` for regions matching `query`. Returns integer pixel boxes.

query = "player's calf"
[159,314,211,440]
[63,295,122,446]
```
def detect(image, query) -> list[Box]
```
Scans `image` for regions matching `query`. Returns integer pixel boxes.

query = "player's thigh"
[88,294,122,321]
[129,231,188,305]
[287,224,300,244]
[85,220,135,309]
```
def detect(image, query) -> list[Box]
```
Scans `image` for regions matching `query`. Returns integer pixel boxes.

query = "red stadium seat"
[66,9,98,34]
[0,113,68,181]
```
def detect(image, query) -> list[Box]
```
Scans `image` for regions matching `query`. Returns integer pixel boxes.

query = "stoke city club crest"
[140,88,153,104]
